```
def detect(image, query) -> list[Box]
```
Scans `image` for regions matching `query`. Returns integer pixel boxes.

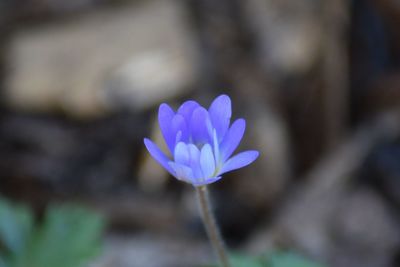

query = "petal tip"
[217,94,231,101]
[237,118,246,125]
[159,103,174,113]
[143,137,152,147]
[213,94,231,108]
[219,150,259,175]
[249,150,260,161]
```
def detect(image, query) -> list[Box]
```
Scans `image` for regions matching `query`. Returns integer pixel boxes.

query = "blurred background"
[0,0,400,266]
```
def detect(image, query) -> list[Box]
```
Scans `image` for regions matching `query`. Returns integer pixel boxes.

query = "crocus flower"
[144,94,259,186]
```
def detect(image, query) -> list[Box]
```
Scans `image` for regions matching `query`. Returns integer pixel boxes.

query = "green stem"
[196,185,231,267]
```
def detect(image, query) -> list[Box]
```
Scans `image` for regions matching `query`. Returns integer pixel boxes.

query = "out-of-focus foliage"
[205,251,326,267]
[264,251,326,267]
[0,197,105,267]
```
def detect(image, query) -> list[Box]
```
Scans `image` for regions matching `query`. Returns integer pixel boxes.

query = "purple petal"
[208,95,231,140]
[192,176,222,186]
[177,100,200,124]
[187,144,202,179]
[212,129,221,166]
[190,107,212,144]
[174,142,189,165]
[158,104,175,153]
[171,114,189,144]
[175,131,182,144]
[220,119,246,162]
[168,162,194,183]
[144,138,174,175]
[200,144,216,178]
[219,150,259,175]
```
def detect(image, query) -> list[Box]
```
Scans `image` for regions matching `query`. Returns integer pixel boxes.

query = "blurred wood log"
[5,0,197,118]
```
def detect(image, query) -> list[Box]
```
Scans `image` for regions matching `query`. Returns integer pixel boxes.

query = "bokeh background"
[1,0,400,266]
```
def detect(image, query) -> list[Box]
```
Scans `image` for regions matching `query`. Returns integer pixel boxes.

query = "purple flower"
[144,95,259,186]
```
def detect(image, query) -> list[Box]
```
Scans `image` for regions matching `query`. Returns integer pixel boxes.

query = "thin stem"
[196,185,231,267]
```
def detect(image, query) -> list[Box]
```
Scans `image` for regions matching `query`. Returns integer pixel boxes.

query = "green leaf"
[17,204,105,267]
[202,253,264,267]
[229,254,264,267]
[0,253,9,267]
[203,251,326,267]
[0,197,105,267]
[0,198,33,256]
[263,251,326,267]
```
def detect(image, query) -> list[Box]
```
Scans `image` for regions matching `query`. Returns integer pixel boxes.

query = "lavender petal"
[190,107,212,144]
[192,176,222,186]
[208,94,231,140]
[144,138,174,175]
[171,114,189,144]
[169,162,194,183]
[174,142,190,165]
[158,103,175,153]
[212,129,220,165]
[200,144,216,178]
[219,150,259,175]
[220,119,246,162]
[188,144,202,179]
[177,100,200,124]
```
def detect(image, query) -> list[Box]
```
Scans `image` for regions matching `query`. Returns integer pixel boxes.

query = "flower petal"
[168,162,194,183]
[174,142,189,165]
[212,129,221,166]
[192,176,222,186]
[171,114,189,144]
[219,150,259,175]
[200,144,216,179]
[177,100,200,124]
[190,107,212,144]
[144,138,174,175]
[208,95,231,140]
[158,103,175,153]
[187,144,202,179]
[220,119,246,162]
